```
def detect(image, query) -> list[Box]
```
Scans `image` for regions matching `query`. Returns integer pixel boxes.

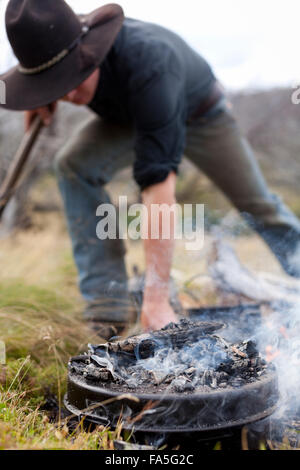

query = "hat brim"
[0,4,124,111]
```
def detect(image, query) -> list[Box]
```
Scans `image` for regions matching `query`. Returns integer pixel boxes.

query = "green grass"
[0,278,126,449]
[0,384,122,450]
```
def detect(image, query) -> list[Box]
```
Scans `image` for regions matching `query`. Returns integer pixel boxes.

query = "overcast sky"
[0,0,298,90]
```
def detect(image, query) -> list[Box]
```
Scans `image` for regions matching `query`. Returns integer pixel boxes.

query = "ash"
[69,319,269,393]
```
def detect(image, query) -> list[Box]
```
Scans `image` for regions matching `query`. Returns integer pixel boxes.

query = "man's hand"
[141,299,177,332]
[140,172,179,331]
[25,102,57,131]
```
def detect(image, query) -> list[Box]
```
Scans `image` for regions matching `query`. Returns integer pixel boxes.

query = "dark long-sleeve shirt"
[88,18,216,190]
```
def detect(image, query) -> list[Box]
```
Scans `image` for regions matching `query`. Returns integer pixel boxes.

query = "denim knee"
[54,141,91,183]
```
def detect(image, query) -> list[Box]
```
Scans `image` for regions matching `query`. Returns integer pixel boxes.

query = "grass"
[0,205,123,449]
[0,276,133,450]
[0,384,122,450]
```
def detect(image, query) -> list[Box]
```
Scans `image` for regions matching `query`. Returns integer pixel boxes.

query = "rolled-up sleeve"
[128,71,186,190]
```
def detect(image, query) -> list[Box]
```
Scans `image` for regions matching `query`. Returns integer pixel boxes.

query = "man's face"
[60,68,100,106]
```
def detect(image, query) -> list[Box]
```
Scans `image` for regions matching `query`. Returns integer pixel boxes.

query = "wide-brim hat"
[0,1,124,110]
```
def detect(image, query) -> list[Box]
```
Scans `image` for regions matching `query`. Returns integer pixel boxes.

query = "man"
[1,0,300,336]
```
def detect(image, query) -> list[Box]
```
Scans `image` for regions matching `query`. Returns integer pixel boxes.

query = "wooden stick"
[0,115,43,219]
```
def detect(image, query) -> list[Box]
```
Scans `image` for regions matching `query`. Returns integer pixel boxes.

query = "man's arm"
[127,62,185,331]
[140,171,178,331]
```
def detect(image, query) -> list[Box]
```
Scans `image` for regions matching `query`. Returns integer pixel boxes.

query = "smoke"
[132,335,229,390]
[254,302,300,430]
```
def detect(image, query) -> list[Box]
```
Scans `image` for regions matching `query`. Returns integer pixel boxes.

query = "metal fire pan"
[65,356,279,434]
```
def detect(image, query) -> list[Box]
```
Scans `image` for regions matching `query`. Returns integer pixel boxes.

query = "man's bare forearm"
[140,172,178,330]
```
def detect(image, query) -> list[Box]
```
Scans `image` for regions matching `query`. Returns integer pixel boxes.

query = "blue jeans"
[54,108,300,321]
[55,119,135,321]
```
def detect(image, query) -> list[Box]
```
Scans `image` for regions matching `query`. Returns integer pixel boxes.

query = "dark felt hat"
[0,0,124,110]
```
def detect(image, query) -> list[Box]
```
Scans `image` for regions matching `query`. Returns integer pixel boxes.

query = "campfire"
[65,319,279,434]
[73,320,267,393]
